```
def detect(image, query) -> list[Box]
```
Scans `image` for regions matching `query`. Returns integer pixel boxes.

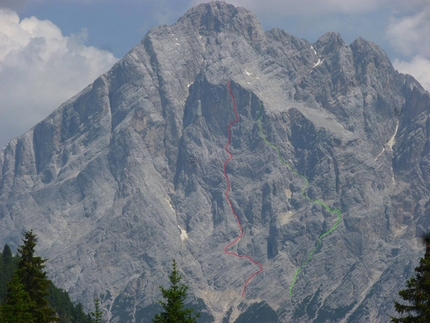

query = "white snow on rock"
[387,121,399,151]
[178,225,188,241]
[311,45,317,55]
[375,121,399,160]
[313,58,324,67]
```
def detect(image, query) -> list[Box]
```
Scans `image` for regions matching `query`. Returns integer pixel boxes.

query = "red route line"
[223,82,264,298]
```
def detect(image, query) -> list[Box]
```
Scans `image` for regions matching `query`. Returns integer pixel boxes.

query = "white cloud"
[386,4,430,92]
[0,9,118,149]
[393,56,430,92]
[387,6,430,56]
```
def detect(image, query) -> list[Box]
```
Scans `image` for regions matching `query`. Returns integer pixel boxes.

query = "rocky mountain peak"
[314,31,347,55]
[178,1,266,49]
[1,2,430,323]
[350,36,395,74]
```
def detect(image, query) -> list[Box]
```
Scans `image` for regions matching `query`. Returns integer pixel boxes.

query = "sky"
[0,0,429,149]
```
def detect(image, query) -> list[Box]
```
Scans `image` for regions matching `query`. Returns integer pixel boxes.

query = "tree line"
[2,229,429,322]
[0,230,199,323]
[0,231,98,323]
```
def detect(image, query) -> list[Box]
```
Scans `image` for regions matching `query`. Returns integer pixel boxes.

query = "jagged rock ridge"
[1,1,430,322]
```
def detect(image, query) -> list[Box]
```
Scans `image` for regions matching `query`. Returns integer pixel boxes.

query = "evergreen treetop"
[153,259,200,323]
[0,245,19,305]
[2,245,12,266]
[16,230,59,323]
[391,233,430,322]
[91,297,103,323]
[0,233,92,323]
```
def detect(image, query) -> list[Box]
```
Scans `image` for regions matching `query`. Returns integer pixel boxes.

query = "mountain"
[1,1,430,322]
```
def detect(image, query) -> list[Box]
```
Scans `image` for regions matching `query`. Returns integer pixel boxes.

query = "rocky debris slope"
[1,2,430,322]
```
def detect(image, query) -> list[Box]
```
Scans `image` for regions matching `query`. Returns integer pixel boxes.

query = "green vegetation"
[0,272,36,323]
[91,297,103,323]
[0,244,19,302]
[15,230,58,322]
[152,259,200,323]
[0,231,93,323]
[47,284,93,323]
[391,233,430,322]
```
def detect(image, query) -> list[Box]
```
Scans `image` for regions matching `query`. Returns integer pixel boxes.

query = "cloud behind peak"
[0,9,118,149]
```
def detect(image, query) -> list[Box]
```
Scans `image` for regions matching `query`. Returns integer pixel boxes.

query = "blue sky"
[0,0,429,149]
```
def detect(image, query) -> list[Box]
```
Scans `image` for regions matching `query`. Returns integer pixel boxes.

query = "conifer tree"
[2,245,13,269]
[0,238,91,322]
[153,259,200,323]
[0,273,36,323]
[91,297,103,323]
[16,230,58,323]
[0,244,15,300]
[391,233,430,322]
[71,302,93,323]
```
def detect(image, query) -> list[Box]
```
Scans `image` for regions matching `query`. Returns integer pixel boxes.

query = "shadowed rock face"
[1,1,429,322]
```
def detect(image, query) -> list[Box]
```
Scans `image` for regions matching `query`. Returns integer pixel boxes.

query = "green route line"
[257,102,342,297]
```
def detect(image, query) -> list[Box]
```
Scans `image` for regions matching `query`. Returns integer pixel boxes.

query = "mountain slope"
[1,2,430,322]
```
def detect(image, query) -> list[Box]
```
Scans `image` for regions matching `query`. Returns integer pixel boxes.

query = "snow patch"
[166,198,175,212]
[374,121,399,160]
[313,58,324,68]
[311,46,317,55]
[178,225,188,241]
[244,69,252,76]
[387,121,399,151]
[175,43,180,46]
[187,82,193,87]
[373,121,399,187]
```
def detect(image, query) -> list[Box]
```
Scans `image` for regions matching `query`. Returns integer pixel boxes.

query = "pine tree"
[0,244,15,301]
[72,302,93,323]
[2,245,13,269]
[152,259,200,323]
[16,230,59,323]
[91,297,103,323]
[0,240,92,323]
[0,273,36,323]
[391,233,430,322]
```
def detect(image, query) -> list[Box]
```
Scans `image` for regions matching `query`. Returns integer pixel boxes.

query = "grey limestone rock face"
[1,1,430,322]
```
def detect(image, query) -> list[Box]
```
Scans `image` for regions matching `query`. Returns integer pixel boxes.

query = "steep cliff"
[1,2,430,322]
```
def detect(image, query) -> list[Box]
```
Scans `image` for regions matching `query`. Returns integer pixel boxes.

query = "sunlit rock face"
[1,2,430,322]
